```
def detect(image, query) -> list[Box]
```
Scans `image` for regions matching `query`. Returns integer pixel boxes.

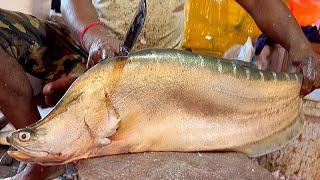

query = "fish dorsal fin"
[234,112,304,157]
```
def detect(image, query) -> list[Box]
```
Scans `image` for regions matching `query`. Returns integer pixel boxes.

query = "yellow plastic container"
[183,0,261,56]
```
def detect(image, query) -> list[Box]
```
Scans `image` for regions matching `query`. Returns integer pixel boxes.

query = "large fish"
[6,49,304,166]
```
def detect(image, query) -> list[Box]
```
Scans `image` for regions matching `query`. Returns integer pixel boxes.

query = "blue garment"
[255,26,320,55]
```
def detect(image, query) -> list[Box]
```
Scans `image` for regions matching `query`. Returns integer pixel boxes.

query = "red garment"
[290,0,320,26]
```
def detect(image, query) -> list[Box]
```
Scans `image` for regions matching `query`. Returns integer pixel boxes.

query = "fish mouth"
[7,149,37,162]
[7,140,68,165]
[7,143,49,162]
[6,132,66,165]
[7,147,87,166]
[7,147,67,166]
[6,133,90,165]
[7,141,83,166]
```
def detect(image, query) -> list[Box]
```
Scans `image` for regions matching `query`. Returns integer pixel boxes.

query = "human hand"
[288,47,320,96]
[86,36,121,68]
[81,25,121,69]
[43,76,77,106]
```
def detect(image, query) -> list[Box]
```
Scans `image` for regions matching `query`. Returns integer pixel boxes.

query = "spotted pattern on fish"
[259,72,265,81]
[285,73,290,80]
[232,62,237,77]
[272,72,277,82]
[245,67,250,80]
[218,60,223,74]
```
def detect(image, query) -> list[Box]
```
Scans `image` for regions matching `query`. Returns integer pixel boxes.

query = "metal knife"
[119,0,147,56]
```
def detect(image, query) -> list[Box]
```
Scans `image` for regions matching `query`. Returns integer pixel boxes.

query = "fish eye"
[18,132,31,142]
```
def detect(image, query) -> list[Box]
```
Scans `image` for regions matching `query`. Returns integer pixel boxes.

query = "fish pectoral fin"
[112,105,146,138]
[99,106,122,139]
[234,112,304,157]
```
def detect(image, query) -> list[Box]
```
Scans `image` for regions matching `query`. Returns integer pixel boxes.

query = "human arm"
[236,0,320,96]
[43,0,121,106]
[61,0,121,67]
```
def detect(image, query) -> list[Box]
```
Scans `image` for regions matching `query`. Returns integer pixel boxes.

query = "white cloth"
[238,37,254,62]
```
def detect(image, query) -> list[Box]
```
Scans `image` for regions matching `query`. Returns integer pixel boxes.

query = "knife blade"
[119,0,147,56]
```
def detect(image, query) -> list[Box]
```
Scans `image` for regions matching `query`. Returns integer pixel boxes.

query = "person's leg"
[0,29,46,177]
[0,8,86,179]
[0,47,40,128]
[0,29,50,180]
[0,8,87,124]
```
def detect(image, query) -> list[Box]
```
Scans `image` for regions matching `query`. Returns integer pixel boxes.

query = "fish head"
[6,126,74,165]
[7,75,120,165]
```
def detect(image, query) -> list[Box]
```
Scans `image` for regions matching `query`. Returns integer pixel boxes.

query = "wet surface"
[77,152,273,180]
